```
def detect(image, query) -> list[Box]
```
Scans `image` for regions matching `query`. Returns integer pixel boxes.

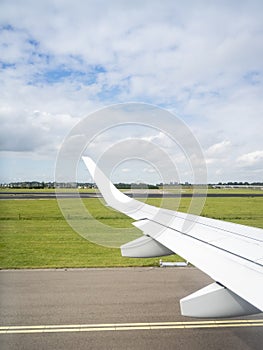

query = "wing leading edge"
[82,156,263,318]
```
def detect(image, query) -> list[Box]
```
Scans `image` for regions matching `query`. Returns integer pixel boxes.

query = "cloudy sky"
[0,0,262,184]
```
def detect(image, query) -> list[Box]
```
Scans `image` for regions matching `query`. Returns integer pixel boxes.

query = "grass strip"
[0,197,262,269]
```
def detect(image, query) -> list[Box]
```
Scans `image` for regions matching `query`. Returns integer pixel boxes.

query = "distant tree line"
[216,182,263,186]
[1,181,262,189]
[114,183,159,189]
[1,182,94,189]
[1,181,159,189]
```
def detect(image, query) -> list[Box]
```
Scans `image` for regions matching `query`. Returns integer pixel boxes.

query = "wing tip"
[82,156,96,179]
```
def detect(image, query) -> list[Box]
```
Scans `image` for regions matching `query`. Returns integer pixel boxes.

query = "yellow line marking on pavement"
[0,320,262,334]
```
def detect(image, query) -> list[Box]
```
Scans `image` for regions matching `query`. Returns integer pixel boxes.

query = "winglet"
[82,156,152,220]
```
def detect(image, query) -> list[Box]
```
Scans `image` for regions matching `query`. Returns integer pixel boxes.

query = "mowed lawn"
[0,196,262,269]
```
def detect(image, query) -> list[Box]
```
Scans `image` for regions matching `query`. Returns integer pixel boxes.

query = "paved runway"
[1,191,263,199]
[0,268,262,350]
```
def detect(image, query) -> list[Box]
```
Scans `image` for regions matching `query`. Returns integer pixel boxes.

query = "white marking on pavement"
[0,319,263,334]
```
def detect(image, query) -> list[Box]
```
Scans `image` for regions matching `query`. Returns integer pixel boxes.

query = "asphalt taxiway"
[0,268,262,350]
[1,191,263,199]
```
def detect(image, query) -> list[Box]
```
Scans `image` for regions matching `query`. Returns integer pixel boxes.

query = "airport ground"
[1,267,262,350]
[1,191,262,349]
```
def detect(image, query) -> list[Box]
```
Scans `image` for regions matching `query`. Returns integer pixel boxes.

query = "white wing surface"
[82,157,263,318]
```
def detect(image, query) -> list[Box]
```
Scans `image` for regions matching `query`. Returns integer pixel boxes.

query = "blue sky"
[0,0,263,183]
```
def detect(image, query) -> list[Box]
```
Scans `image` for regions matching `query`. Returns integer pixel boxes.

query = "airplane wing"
[82,156,263,318]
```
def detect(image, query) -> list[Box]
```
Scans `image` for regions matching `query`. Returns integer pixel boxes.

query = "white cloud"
[143,167,156,173]
[0,0,262,182]
[0,107,79,155]
[237,151,263,167]
[206,140,231,157]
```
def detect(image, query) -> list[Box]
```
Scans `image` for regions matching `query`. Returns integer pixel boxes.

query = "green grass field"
[0,196,262,269]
